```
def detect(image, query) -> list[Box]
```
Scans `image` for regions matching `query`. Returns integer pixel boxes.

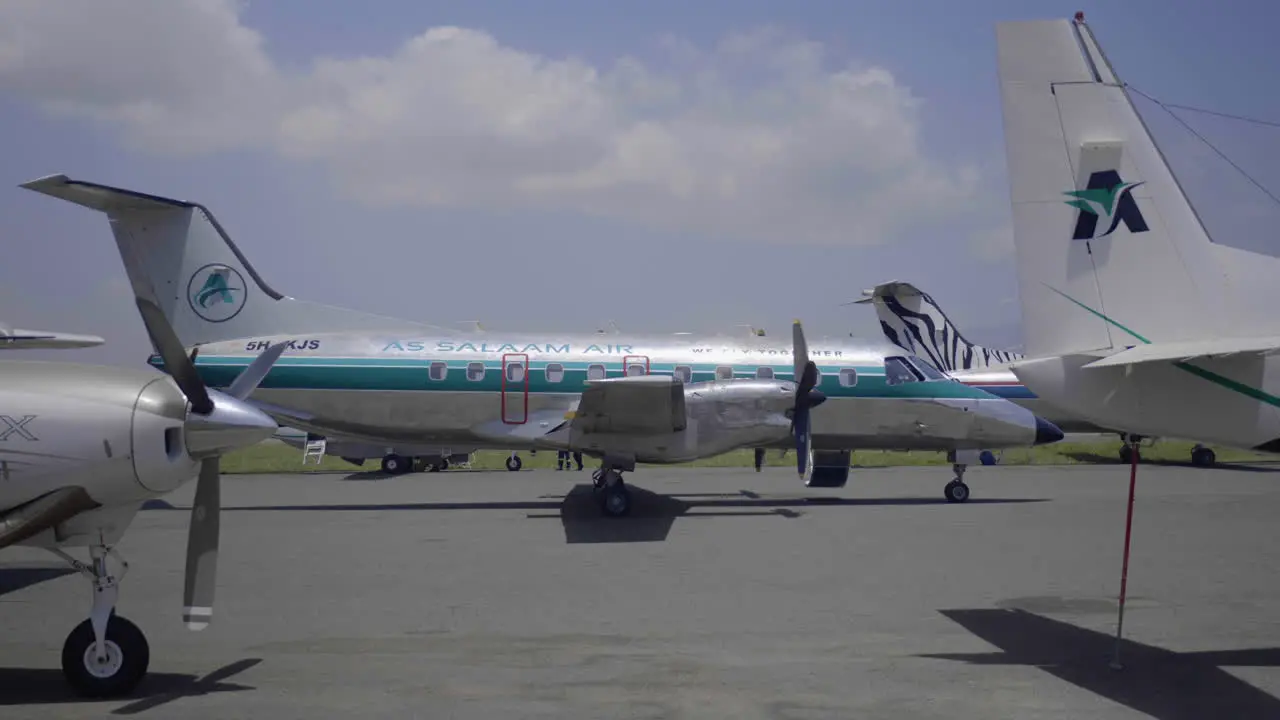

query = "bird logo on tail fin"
[1065,170,1149,240]
[187,264,246,323]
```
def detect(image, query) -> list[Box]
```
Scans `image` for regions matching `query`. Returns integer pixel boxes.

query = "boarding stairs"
[302,434,327,465]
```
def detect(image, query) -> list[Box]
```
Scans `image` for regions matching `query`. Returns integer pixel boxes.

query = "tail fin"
[854,281,1023,372]
[995,16,1239,359]
[21,175,428,347]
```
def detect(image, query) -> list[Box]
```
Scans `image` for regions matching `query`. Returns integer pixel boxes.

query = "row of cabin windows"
[427,361,865,387]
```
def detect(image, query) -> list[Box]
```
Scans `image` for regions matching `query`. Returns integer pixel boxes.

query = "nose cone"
[808,390,827,408]
[1034,416,1065,445]
[185,390,278,458]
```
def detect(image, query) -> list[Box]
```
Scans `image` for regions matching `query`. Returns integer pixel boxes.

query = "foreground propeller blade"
[135,297,213,415]
[182,458,221,631]
[794,405,813,481]
[225,342,287,400]
[792,320,809,383]
[790,320,818,480]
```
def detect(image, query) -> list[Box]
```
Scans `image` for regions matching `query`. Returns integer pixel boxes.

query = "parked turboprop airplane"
[19,175,1064,511]
[985,13,1280,462]
[855,280,1188,466]
[0,322,104,350]
[0,298,284,697]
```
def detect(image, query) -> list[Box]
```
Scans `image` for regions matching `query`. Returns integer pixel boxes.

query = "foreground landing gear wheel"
[1191,446,1216,467]
[506,455,522,472]
[61,615,150,698]
[944,480,970,504]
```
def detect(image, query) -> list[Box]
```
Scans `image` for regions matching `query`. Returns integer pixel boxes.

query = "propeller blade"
[225,342,288,400]
[135,298,213,415]
[182,458,221,631]
[793,406,813,480]
[791,320,809,383]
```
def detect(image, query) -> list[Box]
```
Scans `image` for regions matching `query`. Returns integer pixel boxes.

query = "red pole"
[1110,439,1140,669]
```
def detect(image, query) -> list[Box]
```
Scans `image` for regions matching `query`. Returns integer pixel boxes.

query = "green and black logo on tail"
[1064,170,1149,240]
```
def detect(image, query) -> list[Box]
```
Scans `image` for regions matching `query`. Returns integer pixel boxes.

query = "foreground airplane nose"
[1034,416,1065,445]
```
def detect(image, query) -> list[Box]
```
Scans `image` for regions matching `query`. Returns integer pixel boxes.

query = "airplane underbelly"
[251,388,576,447]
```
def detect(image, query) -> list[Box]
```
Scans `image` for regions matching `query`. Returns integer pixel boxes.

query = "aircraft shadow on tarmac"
[0,658,260,713]
[142,486,1046,544]
[0,565,74,597]
[1061,452,1280,473]
[921,607,1280,720]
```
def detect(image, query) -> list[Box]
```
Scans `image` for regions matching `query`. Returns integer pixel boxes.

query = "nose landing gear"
[50,545,150,697]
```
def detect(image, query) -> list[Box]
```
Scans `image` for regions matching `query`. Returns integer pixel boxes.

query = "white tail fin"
[855,281,1023,372]
[21,175,428,347]
[996,16,1240,359]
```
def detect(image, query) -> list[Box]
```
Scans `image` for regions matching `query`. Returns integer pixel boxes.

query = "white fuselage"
[1012,354,1280,451]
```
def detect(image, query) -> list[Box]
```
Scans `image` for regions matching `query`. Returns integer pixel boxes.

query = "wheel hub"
[82,640,124,679]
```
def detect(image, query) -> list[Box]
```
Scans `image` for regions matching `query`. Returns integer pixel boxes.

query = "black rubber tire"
[61,615,150,698]
[944,481,970,504]
[601,485,631,517]
[381,455,408,475]
[505,456,522,472]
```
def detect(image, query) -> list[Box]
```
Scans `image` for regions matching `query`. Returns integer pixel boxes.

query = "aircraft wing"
[569,375,687,435]
[1081,336,1280,369]
[0,327,104,350]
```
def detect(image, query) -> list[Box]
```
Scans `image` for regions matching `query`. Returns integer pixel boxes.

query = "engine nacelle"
[0,363,200,514]
[584,378,793,464]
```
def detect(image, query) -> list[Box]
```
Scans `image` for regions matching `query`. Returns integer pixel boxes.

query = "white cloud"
[0,0,985,246]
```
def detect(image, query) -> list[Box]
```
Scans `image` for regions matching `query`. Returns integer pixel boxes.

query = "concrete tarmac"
[4,463,1280,719]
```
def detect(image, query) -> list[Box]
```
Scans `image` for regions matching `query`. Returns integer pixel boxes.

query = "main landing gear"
[944,462,971,504]
[591,466,631,517]
[1191,444,1217,467]
[49,544,149,698]
[506,452,523,472]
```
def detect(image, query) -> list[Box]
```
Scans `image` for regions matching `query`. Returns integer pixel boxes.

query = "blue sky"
[1,0,1278,367]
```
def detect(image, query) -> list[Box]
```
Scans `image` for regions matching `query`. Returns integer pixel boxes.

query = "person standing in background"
[557,450,570,470]
[572,451,584,471]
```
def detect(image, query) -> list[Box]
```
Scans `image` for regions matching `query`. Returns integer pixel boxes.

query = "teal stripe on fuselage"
[154,355,1001,401]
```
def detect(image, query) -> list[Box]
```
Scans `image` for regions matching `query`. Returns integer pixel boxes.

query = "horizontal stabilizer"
[21,174,190,212]
[1081,336,1280,369]
[0,326,104,350]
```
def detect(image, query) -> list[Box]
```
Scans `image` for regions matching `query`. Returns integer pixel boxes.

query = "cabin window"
[715,366,734,380]
[429,361,448,381]
[755,367,774,379]
[839,368,858,387]
[626,363,647,377]
[545,363,565,383]
[505,362,525,383]
[907,355,948,381]
[466,362,486,382]
[884,356,922,386]
[587,364,607,381]
[673,365,692,383]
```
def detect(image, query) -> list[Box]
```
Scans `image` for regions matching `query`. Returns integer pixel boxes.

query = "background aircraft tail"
[995,16,1240,359]
[21,175,427,347]
[855,281,1023,373]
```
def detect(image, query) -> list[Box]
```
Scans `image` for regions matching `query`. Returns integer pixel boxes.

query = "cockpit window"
[884,356,922,386]
[906,355,949,381]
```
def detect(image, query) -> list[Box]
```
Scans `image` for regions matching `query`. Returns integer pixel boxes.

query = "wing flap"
[1082,336,1280,369]
[571,375,687,435]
